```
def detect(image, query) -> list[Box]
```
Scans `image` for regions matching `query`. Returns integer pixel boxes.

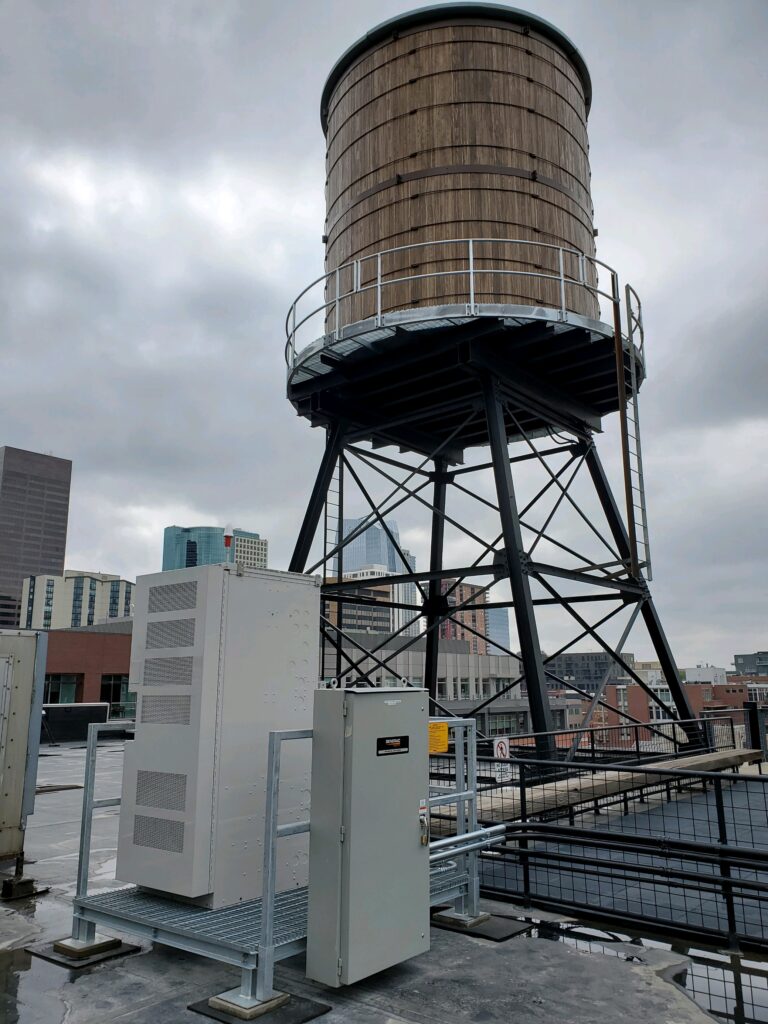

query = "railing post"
[376,253,382,327]
[744,701,761,752]
[713,777,739,948]
[634,725,640,759]
[468,239,475,314]
[334,267,341,342]
[519,763,530,902]
[557,247,566,319]
[256,732,281,1003]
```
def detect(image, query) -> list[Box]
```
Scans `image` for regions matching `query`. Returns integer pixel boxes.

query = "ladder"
[619,285,652,581]
[323,459,344,680]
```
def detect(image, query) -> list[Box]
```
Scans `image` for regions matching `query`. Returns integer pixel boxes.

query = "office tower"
[162,525,268,571]
[486,606,511,656]
[0,447,71,628]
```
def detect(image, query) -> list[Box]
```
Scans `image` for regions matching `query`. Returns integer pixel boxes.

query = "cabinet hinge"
[339,825,346,843]
[342,701,348,717]
[337,957,343,977]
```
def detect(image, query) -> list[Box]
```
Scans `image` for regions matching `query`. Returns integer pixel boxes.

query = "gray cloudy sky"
[0,0,765,669]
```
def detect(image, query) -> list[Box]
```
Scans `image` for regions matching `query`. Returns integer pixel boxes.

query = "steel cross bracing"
[289,393,695,753]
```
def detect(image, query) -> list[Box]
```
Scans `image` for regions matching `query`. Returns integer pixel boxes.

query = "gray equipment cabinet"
[306,687,429,987]
[0,630,46,884]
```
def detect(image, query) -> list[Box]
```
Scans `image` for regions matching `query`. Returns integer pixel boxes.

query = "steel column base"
[208,990,290,1020]
[52,934,122,959]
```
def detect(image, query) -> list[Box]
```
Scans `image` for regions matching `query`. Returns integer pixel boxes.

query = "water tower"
[286,4,696,744]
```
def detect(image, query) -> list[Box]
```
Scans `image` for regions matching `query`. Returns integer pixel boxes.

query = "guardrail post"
[744,701,762,753]
[376,253,382,327]
[714,777,739,948]
[557,247,566,320]
[334,267,341,342]
[519,764,530,902]
[468,239,475,315]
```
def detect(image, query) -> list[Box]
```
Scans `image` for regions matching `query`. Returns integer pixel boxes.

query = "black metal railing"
[475,716,738,766]
[459,754,768,951]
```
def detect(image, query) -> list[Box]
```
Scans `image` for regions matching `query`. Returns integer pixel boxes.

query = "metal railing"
[476,754,768,951]
[476,716,738,766]
[285,237,643,369]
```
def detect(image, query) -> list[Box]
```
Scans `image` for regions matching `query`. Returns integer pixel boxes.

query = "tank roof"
[320,3,592,132]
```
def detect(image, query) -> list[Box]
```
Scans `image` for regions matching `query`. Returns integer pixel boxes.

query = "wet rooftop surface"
[1,741,764,1023]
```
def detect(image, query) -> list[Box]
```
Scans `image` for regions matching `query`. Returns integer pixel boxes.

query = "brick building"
[44,623,132,708]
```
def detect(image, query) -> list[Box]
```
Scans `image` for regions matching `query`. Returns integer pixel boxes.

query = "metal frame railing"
[284,237,642,369]
[477,715,739,766]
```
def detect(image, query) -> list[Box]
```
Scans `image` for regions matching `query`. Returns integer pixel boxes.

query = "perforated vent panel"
[135,770,187,811]
[148,581,198,614]
[145,618,195,649]
[140,695,192,725]
[133,814,184,853]
[143,656,194,687]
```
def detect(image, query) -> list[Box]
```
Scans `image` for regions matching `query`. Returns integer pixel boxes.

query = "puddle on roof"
[523,917,768,1023]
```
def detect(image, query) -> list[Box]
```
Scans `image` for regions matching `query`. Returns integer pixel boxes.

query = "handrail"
[284,237,643,370]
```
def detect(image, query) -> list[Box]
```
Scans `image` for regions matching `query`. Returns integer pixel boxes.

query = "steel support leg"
[482,376,554,745]
[584,442,695,722]
[289,422,345,574]
[424,457,448,705]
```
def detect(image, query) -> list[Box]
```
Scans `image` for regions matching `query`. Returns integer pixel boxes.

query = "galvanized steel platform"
[75,886,309,968]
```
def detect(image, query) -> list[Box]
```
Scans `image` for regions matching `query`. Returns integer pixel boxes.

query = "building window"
[25,576,36,629]
[124,582,132,618]
[100,674,134,716]
[109,579,120,618]
[44,674,80,704]
[71,577,84,627]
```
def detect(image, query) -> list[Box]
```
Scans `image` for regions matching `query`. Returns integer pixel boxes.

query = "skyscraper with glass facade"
[486,606,511,656]
[162,526,268,571]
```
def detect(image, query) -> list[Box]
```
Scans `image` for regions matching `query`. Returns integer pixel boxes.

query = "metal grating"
[143,656,194,687]
[145,618,195,650]
[133,815,185,853]
[135,770,187,811]
[76,885,310,953]
[140,695,191,726]
[148,581,198,614]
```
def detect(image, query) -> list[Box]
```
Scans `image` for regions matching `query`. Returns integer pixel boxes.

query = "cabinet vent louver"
[140,695,191,725]
[133,814,184,853]
[135,770,187,811]
[143,656,194,686]
[146,618,195,650]
[148,581,198,614]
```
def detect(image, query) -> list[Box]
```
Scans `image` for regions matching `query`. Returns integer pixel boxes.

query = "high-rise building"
[486,606,510,655]
[339,520,418,636]
[0,446,72,628]
[162,525,267,571]
[545,651,635,694]
[439,580,487,655]
[21,571,134,629]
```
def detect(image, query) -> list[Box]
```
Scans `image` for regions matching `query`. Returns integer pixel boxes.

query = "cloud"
[0,0,765,671]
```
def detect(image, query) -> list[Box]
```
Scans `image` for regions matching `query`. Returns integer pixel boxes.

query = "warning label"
[428,721,449,754]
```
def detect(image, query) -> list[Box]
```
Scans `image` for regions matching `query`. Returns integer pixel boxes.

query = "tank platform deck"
[287,310,642,460]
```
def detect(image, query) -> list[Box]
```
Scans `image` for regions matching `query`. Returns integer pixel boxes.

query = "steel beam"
[584,443,695,721]
[425,457,448,704]
[481,374,554,743]
[289,423,345,573]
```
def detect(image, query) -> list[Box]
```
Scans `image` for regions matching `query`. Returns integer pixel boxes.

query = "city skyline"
[0,1,764,665]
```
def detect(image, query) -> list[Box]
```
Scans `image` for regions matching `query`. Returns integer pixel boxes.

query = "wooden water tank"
[322,4,598,325]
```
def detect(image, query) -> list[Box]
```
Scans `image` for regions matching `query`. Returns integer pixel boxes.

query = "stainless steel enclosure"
[306,687,429,987]
[116,564,320,908]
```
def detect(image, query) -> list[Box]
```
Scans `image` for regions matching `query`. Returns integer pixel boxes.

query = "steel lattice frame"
[288,366,696,756]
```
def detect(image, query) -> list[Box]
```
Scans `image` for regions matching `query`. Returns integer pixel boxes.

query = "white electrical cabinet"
[306,687,430,987]
[0,631,46,862]
[116,564,320,909]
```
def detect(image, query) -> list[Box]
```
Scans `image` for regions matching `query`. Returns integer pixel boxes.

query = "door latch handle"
[419,813,429,846]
